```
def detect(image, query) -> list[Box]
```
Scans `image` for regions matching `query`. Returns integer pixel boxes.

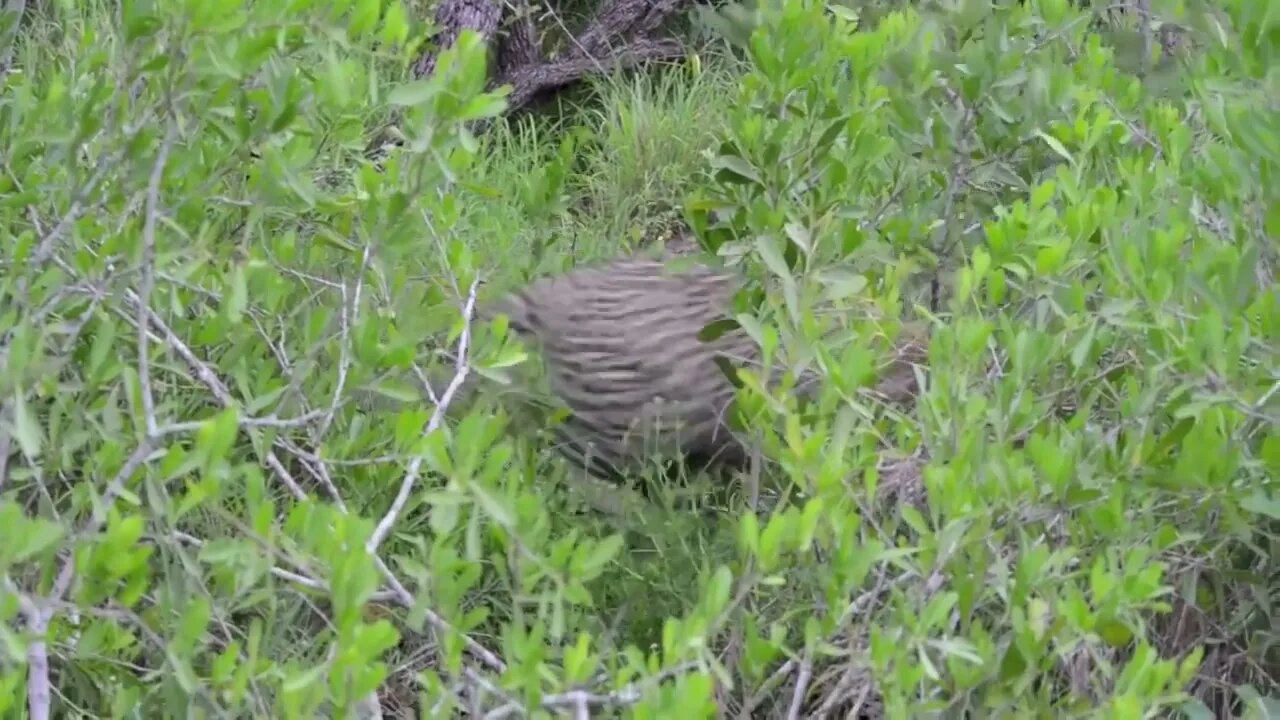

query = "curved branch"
[570,0,687,59]
[497,36,685,112]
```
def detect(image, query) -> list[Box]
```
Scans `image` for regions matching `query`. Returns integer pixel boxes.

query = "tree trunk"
[413,0,693,115]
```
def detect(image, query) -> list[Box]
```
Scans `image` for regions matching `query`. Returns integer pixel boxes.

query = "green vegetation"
[0,0,1276,717]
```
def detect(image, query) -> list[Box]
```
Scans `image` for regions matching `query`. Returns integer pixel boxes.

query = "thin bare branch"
[929,84,974,314]
[497,37,684,112]
[314,243,372,445]
[372,553,508,672]
[366,277,480,554]
[0,404,10,493]
[740,659,797,718]
[483,661,702,718]
[785,654,813,720]
[136,125,178,438]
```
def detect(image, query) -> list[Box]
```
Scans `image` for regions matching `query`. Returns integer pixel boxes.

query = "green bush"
[688,0,1278,715]
[0,0,1276,717]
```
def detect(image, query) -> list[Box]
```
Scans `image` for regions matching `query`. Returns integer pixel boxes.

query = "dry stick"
[14,591,51,718]
[785,654,814,720]
[115,265,511,675]
[497,37,684,111]
[23,439,157,720]
[21,122,179,720]
[136,125,177,438]
[287,246,373,517]
[481,661,702,719]
[301,266,504,674]
[928,86,974,315]
[366,277,479,555]
[155,411,329,435]
[113,287,310,500]
[170,531,333,594]
[1136,0,1152,77]
[126,284,510,673]
[42,241,508,697]
[739,659,797,719]
[373,553,508,672]
[314,243,373,445]
[350,276,482,714]
[25,156,119,271]
[0,404,10,494]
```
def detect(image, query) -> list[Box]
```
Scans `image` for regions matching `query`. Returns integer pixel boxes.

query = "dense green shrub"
[687,0,1278,715]
[0,0,1275,718]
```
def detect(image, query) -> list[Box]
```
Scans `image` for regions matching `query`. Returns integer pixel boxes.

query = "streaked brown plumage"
[485,255,760,481]
[464,238,928,486]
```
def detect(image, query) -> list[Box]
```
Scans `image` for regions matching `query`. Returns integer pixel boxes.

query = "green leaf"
[1241,692,1280,720]
[783,222,811,254]
[713,356,744,389]
[365,379,420,404]
[1035,130,1076,167]
[704,565,733,616]
[579,534,624,576]
[998,644,1026,680]
[1098,618,1134,648]
[1239,492,1280,520]
[169,657,200,694]
[698,317,741,342]
[817,268,868,300]
[1177,700,1215,720]
[1030,179,1056,210]
[468,483,514,528]
[269,97,299,134]
[485,344,528,370]
[737,511,759,556]
[1070,321,1096,369]
[10,516,64,563]
[224,263,248,324]
[812,114,850,155]
[1265,200,1280,240]
[197,408,241,464]
[380,0,410,46]
[349,0,382,39]
[755,235,793,280]
[563,633,595,684]
[387,78,439,107]
[173,597,212,655]
[11,391,41,459]
[282,662,327,694]
[710,154,763,186]
[458,93,509,121]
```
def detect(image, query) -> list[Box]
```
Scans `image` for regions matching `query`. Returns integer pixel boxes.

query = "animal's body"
[486,256,760,481]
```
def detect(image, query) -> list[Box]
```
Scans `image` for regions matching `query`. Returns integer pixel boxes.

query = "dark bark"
[412,0,504,79]
[568,0,686,59]
[497,0,541,74]
[496,36,684,111]
[411,0,693,116]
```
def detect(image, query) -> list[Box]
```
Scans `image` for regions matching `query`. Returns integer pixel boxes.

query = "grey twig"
[366,276,480,554]
[136,124,177,438]
[785,653,813,720]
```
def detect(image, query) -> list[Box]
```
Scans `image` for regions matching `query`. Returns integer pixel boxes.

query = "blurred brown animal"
[482,246,928,482]
[486,256,760,482]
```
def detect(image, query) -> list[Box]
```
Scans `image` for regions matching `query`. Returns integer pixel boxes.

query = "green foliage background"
[0,0,1276,717]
